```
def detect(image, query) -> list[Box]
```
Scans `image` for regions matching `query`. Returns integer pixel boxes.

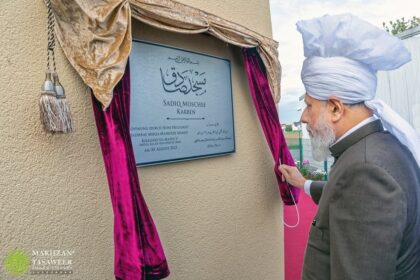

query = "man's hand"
[278,164,306,189]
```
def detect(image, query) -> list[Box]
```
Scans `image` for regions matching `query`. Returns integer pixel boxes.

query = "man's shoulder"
[336,130,419,190]
[364,130,414,169]
[342,130,412,166]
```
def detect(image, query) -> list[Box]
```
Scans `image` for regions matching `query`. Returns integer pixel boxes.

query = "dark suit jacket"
[302,120,420,280]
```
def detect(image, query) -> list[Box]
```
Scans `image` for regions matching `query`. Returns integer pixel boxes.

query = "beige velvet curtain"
[51,0,281,108]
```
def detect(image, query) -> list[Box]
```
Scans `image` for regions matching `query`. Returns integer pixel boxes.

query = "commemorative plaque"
[130,40,235,166]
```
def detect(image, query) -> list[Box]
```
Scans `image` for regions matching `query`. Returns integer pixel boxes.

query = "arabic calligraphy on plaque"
[168,55,199,65]
[160,67,207,96]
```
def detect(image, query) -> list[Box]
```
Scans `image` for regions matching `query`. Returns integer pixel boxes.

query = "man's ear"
[327,97,344,123]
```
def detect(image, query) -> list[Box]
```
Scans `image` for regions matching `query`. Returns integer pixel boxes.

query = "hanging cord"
[46,0,56,73]
[279,158,300,228]
[282,181,300,228]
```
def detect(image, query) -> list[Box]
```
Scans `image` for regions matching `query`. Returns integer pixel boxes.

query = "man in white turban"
[279,14,420,279]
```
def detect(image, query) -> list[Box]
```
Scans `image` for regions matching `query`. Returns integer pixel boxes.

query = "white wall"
[377,34,420,132]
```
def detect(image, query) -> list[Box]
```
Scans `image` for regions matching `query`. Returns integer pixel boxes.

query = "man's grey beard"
[307,111,336,162]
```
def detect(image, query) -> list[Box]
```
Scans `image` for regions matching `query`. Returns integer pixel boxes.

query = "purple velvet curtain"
[243,48,300,205]
[92,61,170,280]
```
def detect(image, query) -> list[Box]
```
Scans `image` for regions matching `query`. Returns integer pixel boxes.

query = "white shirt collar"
[333,116,378,145]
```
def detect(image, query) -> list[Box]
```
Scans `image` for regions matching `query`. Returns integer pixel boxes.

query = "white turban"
[296,13,420,168]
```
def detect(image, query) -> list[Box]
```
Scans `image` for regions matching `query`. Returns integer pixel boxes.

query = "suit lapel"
[330,119,384,161]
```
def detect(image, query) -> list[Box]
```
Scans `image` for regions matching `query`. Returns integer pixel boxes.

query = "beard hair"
[307,110,336,162]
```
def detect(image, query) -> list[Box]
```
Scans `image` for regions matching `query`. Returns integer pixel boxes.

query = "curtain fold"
[51,0,132,108]
[92,61,170,280]
[243,48,300,205]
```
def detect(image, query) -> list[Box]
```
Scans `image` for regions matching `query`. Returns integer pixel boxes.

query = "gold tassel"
[40,71,61,132]
[40,0,74,134]
[53,73,73,133]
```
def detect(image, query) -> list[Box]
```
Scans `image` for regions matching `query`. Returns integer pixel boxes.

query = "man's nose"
[300,111,308,124]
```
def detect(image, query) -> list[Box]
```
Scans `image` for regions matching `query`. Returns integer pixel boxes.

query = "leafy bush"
[383,16,420,35]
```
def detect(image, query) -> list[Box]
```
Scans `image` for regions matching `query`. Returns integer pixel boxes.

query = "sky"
[269,0,420,124]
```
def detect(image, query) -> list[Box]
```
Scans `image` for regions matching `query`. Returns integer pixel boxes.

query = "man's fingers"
[279,164,291,174]
[279,165,291,180]
[279,165,286,175]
